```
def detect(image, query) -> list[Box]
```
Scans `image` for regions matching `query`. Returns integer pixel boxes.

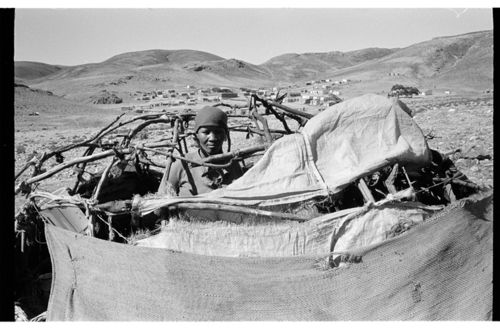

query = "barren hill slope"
[15,61,66,81]
[24,49,275,102]
[327,30,493,93]
[261,48,397,81]
[15,84,117,131]
[41,49,226,81]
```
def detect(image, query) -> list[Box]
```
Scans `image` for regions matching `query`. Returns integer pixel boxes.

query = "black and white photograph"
[8,3,494,322]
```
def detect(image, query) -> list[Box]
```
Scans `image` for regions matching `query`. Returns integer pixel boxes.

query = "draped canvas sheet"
[206,94,430,204]
[45,191,492,321]
[302,94,430,194]
[207,131,328,205]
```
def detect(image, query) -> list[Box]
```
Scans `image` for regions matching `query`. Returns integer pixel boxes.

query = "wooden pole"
[157,119,180,194]
[92,157,118,203]
[357,178,376,203]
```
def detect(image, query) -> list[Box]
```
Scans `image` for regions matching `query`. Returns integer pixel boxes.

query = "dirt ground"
[14,93,493,213]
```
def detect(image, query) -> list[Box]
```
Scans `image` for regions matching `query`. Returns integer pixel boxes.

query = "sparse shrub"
[388,84,420,97]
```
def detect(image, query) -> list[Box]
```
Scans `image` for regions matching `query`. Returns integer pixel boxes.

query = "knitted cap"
[194,106,228,133]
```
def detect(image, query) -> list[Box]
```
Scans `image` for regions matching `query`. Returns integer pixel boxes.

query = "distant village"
[120,75,456,113]
[121,78,355,112]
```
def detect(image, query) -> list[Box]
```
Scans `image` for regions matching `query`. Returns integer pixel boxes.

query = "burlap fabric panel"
[46,191,492,321]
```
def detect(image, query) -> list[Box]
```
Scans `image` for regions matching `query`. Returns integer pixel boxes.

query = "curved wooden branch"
[70,145,97,194]
[230,127,288,136]
[15,149,130,194]
[122,118,172,147]
[173,202,307,222]
[92,157,119,203]
[252,94,312,129]
[200,145,266,163]
[15,155,38,180]
[38,113,127,164]
[251,95,293,134]
[98,197,307,222]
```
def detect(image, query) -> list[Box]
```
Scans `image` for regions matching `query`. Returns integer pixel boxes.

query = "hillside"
[23,49,274,102]
[15,84,118,132]
[261,48,397,81]
[16,30,493,103]
[328,30,493,93]
[40,49,226,81]
[15,61,65,80]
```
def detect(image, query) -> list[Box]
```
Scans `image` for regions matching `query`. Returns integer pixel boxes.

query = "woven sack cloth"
[45,190,492,321]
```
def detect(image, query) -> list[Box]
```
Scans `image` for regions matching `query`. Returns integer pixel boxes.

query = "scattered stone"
[448,109,456,112]
[16,144,26,154]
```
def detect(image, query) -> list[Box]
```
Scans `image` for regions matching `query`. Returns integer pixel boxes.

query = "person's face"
[196,126,226,156]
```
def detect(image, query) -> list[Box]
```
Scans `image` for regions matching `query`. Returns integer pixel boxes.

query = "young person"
[158,106,243,196]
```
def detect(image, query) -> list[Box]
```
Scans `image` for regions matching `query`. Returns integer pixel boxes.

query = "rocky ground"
[407,94,493,187]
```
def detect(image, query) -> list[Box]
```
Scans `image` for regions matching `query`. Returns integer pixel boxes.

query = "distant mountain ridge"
[261,48,397,81]
[15,30,493,102]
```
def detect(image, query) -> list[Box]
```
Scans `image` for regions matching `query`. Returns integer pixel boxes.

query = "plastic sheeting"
[45,191,492,321]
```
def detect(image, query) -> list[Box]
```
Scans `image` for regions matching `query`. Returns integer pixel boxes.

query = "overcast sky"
[14,8,493,66]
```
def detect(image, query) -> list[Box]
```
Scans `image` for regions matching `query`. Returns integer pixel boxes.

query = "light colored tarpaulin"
[206,93,430,205]
[45,191,492,321]
[136,201,441,257]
